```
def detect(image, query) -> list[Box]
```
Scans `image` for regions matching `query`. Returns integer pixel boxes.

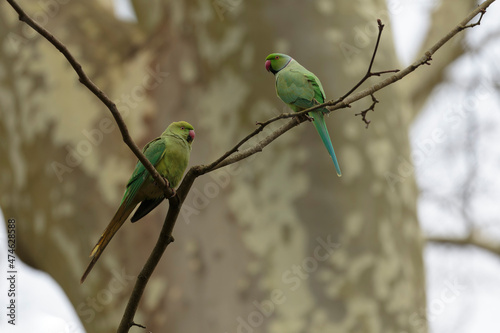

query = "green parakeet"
[81,121,195,283]
[265,53,341,177]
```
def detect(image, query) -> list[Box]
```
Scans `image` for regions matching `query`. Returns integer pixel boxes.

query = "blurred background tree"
[1,0,497,332]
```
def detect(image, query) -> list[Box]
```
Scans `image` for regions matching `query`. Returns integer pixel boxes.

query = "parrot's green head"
[165,121,195,145]
[265,53,292,75]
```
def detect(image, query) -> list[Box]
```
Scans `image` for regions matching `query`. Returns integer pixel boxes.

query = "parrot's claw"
[153,176,176,198]
[160,176,177,198]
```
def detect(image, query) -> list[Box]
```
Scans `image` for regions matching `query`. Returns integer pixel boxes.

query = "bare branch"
[206,119,304,171]
[355,94,379,129]
[331,0,495,116]
[459,8,486,30]
[117,204,177,332]
[409,0,485,112]
[131,322,147,329]
[427,232,500,257]
[4,0,173,199]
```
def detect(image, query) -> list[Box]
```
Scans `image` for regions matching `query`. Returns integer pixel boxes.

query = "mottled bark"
[1,1,433,332]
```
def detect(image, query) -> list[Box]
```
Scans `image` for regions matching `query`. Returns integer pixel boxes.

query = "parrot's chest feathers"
[157,139,190,188]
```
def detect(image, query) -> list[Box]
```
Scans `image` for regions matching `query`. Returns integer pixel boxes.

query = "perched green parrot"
[80,121,195,283]
[265,53,341,176]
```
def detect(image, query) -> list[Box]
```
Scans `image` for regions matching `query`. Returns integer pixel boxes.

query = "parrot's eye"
[181,127,185,130]
[275,56,279,59]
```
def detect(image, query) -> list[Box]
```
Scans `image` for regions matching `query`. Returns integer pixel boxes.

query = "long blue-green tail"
[310,111,342,177]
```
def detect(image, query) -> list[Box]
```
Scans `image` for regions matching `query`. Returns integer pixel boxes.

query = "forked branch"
[335,19,399,104]
[355,94,379,129]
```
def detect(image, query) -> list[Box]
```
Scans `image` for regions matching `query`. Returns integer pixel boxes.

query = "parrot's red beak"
[187,129,195,143]
[265,60,271,72]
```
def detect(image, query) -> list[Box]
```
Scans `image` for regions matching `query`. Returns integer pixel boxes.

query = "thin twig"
[202,123,269,172]
[355,94,378,128]
[203,119,304,172]
[131,322,146,329]
[334,19,400,104]
[204,115,308,172]
[459,8,486,30]
[427,231,500,257]
[325,0,495,115]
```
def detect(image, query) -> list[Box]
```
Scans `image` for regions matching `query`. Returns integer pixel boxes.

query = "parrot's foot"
[154,176,170,188]
[164,179,177,198]
[154,176,176,198]
[164,175,177,198]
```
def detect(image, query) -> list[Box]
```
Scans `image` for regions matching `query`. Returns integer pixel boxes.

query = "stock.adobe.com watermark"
[228,235,341,333]
[51,65,169,182]
[180,162,245,224]
[211,0,242,21]
[77,268,135,323]
[338,1,403,63]
[385,80,493,190]
[6,0,74,54]
[179,107,283,225]
[409,276,468,332]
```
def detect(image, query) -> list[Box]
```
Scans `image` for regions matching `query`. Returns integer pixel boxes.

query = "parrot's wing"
[122,138,167,206]
[277,68,314,105]
[304,72,326,104]
[278,68,325,109]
